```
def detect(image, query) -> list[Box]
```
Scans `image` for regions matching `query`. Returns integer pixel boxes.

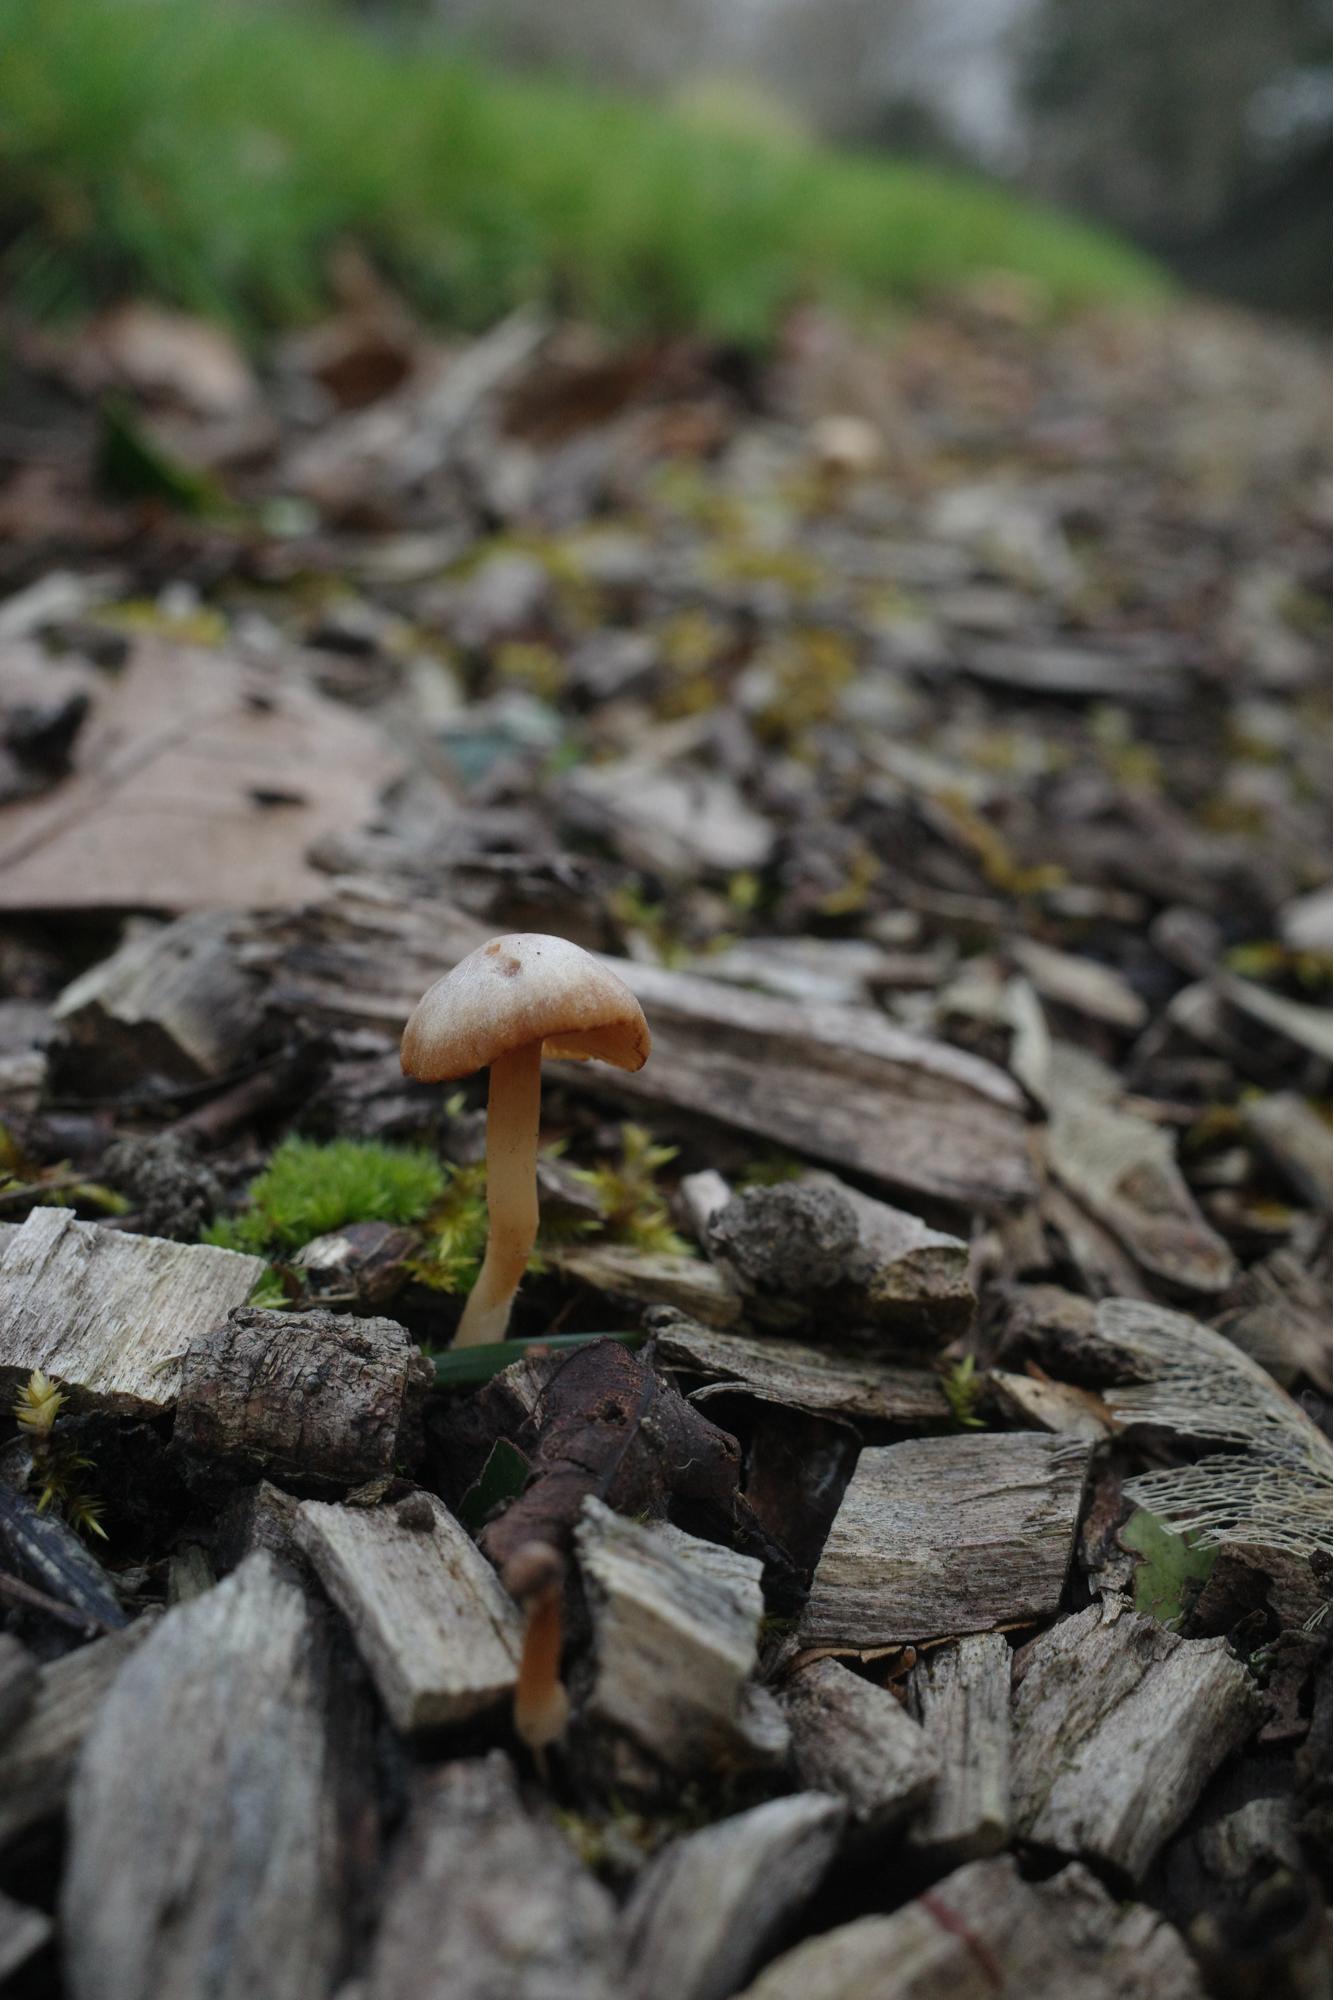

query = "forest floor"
[0,282,1329,2000]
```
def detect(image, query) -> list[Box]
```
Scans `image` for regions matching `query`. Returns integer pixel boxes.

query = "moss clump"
[574,1123,688,1257]
[409,1161,491,1295]
[204,1136,446,1258]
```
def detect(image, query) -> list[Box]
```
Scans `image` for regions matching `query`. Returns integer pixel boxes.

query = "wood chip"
[1010,937,1148,1031]
[0,1634,37,1745]
[294,1494,521,1732]
[780,1659,938,1827]
[906,1632,1012,1862]
[0,1891,52,1985]
[175,1304,433,1488]
[0,1621,153,1849]
[363,1751,621,2000]
[988,1369,1114,1440]
[548,1242,742,1327]
[575,1497,787,1781]
[650,1310,950,1426]
[621,1793,846,2000]
[733,1855,1205,2000]
[1010,1596,1262,1880]
[53,910,265,1083]
[0,1209,265,1416]
[800,1432,1091,1648]
[63,1555,375,2000]
[237,884,1037,1214]
[1047,1043,1235,1294]
[0,637,402,913]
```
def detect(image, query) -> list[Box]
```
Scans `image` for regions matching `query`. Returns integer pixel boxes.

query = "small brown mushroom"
[503,1540,570,1769]
[400,933,650,1346]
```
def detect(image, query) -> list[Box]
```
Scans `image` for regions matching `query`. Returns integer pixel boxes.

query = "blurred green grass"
[0,0,1170,342]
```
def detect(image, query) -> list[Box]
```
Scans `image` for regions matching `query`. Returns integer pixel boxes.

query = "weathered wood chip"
[733,1855,1205,2000]
[0,1620,152,1850]
[800,1432,1091,1648]
[988,1369,1114,1441]
[575,1497,787,1781]
[1010,1595,1262,1880]
[53,909,264,1085]
[363,1751,621,2000]
[1046,1043,1235,1295]
[237,884,1036,1213]
[0,1891,52,1985]
[650,1310,950,1426]
[176,1305,434,1487]
[1212,1243,1332,1392]
[1010,937,1148,1031]
[906,1631,1012,1862]
[548,1242,742,1327]
[701,1174,973,1350]
[294,1494,521,1732]
[621,1792,846,2000]
[63,1554,374,2000]
[0,1481,128,1634]
[0,1634,37,1745]
[779,1659,938,1827]
[0,1209,264,1416]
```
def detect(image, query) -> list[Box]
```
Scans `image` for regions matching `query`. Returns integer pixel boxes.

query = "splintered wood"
[576,1498,787,1781]
[0,1209,264,1416]
[362,1753,622,2000]
[0,1622,153,1850]
[780,1659,939,1827]
[651,1311,950,1426]
[1010,1597,1263,1880]
[800,1432,1092,1647]
[294,1494,521,1732]
[62,1555,374,2000]
[907,1632,1012,1862]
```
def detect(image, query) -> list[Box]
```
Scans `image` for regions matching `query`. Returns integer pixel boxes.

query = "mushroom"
[400,933,650,1347]
[503,1540,570,1770]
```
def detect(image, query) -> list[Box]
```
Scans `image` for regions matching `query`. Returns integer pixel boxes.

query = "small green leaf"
[432,1329,644,1388]
[457,1439,531,1531]
[1119,1508,1217,1630]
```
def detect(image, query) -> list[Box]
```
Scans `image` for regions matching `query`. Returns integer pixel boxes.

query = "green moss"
[941,1355,986,1431]
[203,1136,446,1257]
[409,1161,491,1295]
[574,1123,688,1257]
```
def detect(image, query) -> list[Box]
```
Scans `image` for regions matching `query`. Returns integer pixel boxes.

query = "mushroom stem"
[505,1543,570,1773]
[455,1038,543,1348]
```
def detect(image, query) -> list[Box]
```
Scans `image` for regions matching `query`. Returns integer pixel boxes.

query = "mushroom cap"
[400,932,650,1082]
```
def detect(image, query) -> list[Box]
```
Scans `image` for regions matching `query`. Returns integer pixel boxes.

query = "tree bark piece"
[650,1310,950,1427]
[294,1493,521,1732]
[0,1482,128,1636]
[1010,1596,1263,1880]
[800,1432,1091,1648]
[906,1632,1012,1861]
[702,1176,973,1350]
[733,1855,1205,2000]
[62,1553,375,2000]
[575,1497,787,1783]
[0,1621,152,1849]
[363,1751,622,2000]
[780,1659,938,1827]
[0,1208,265,1416]
[176,1305,433,1488]
[621,1793,846,2000]
[238,884,1036,1214]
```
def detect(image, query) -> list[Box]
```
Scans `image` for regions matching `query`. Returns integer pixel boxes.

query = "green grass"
[0,0,1169,343]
